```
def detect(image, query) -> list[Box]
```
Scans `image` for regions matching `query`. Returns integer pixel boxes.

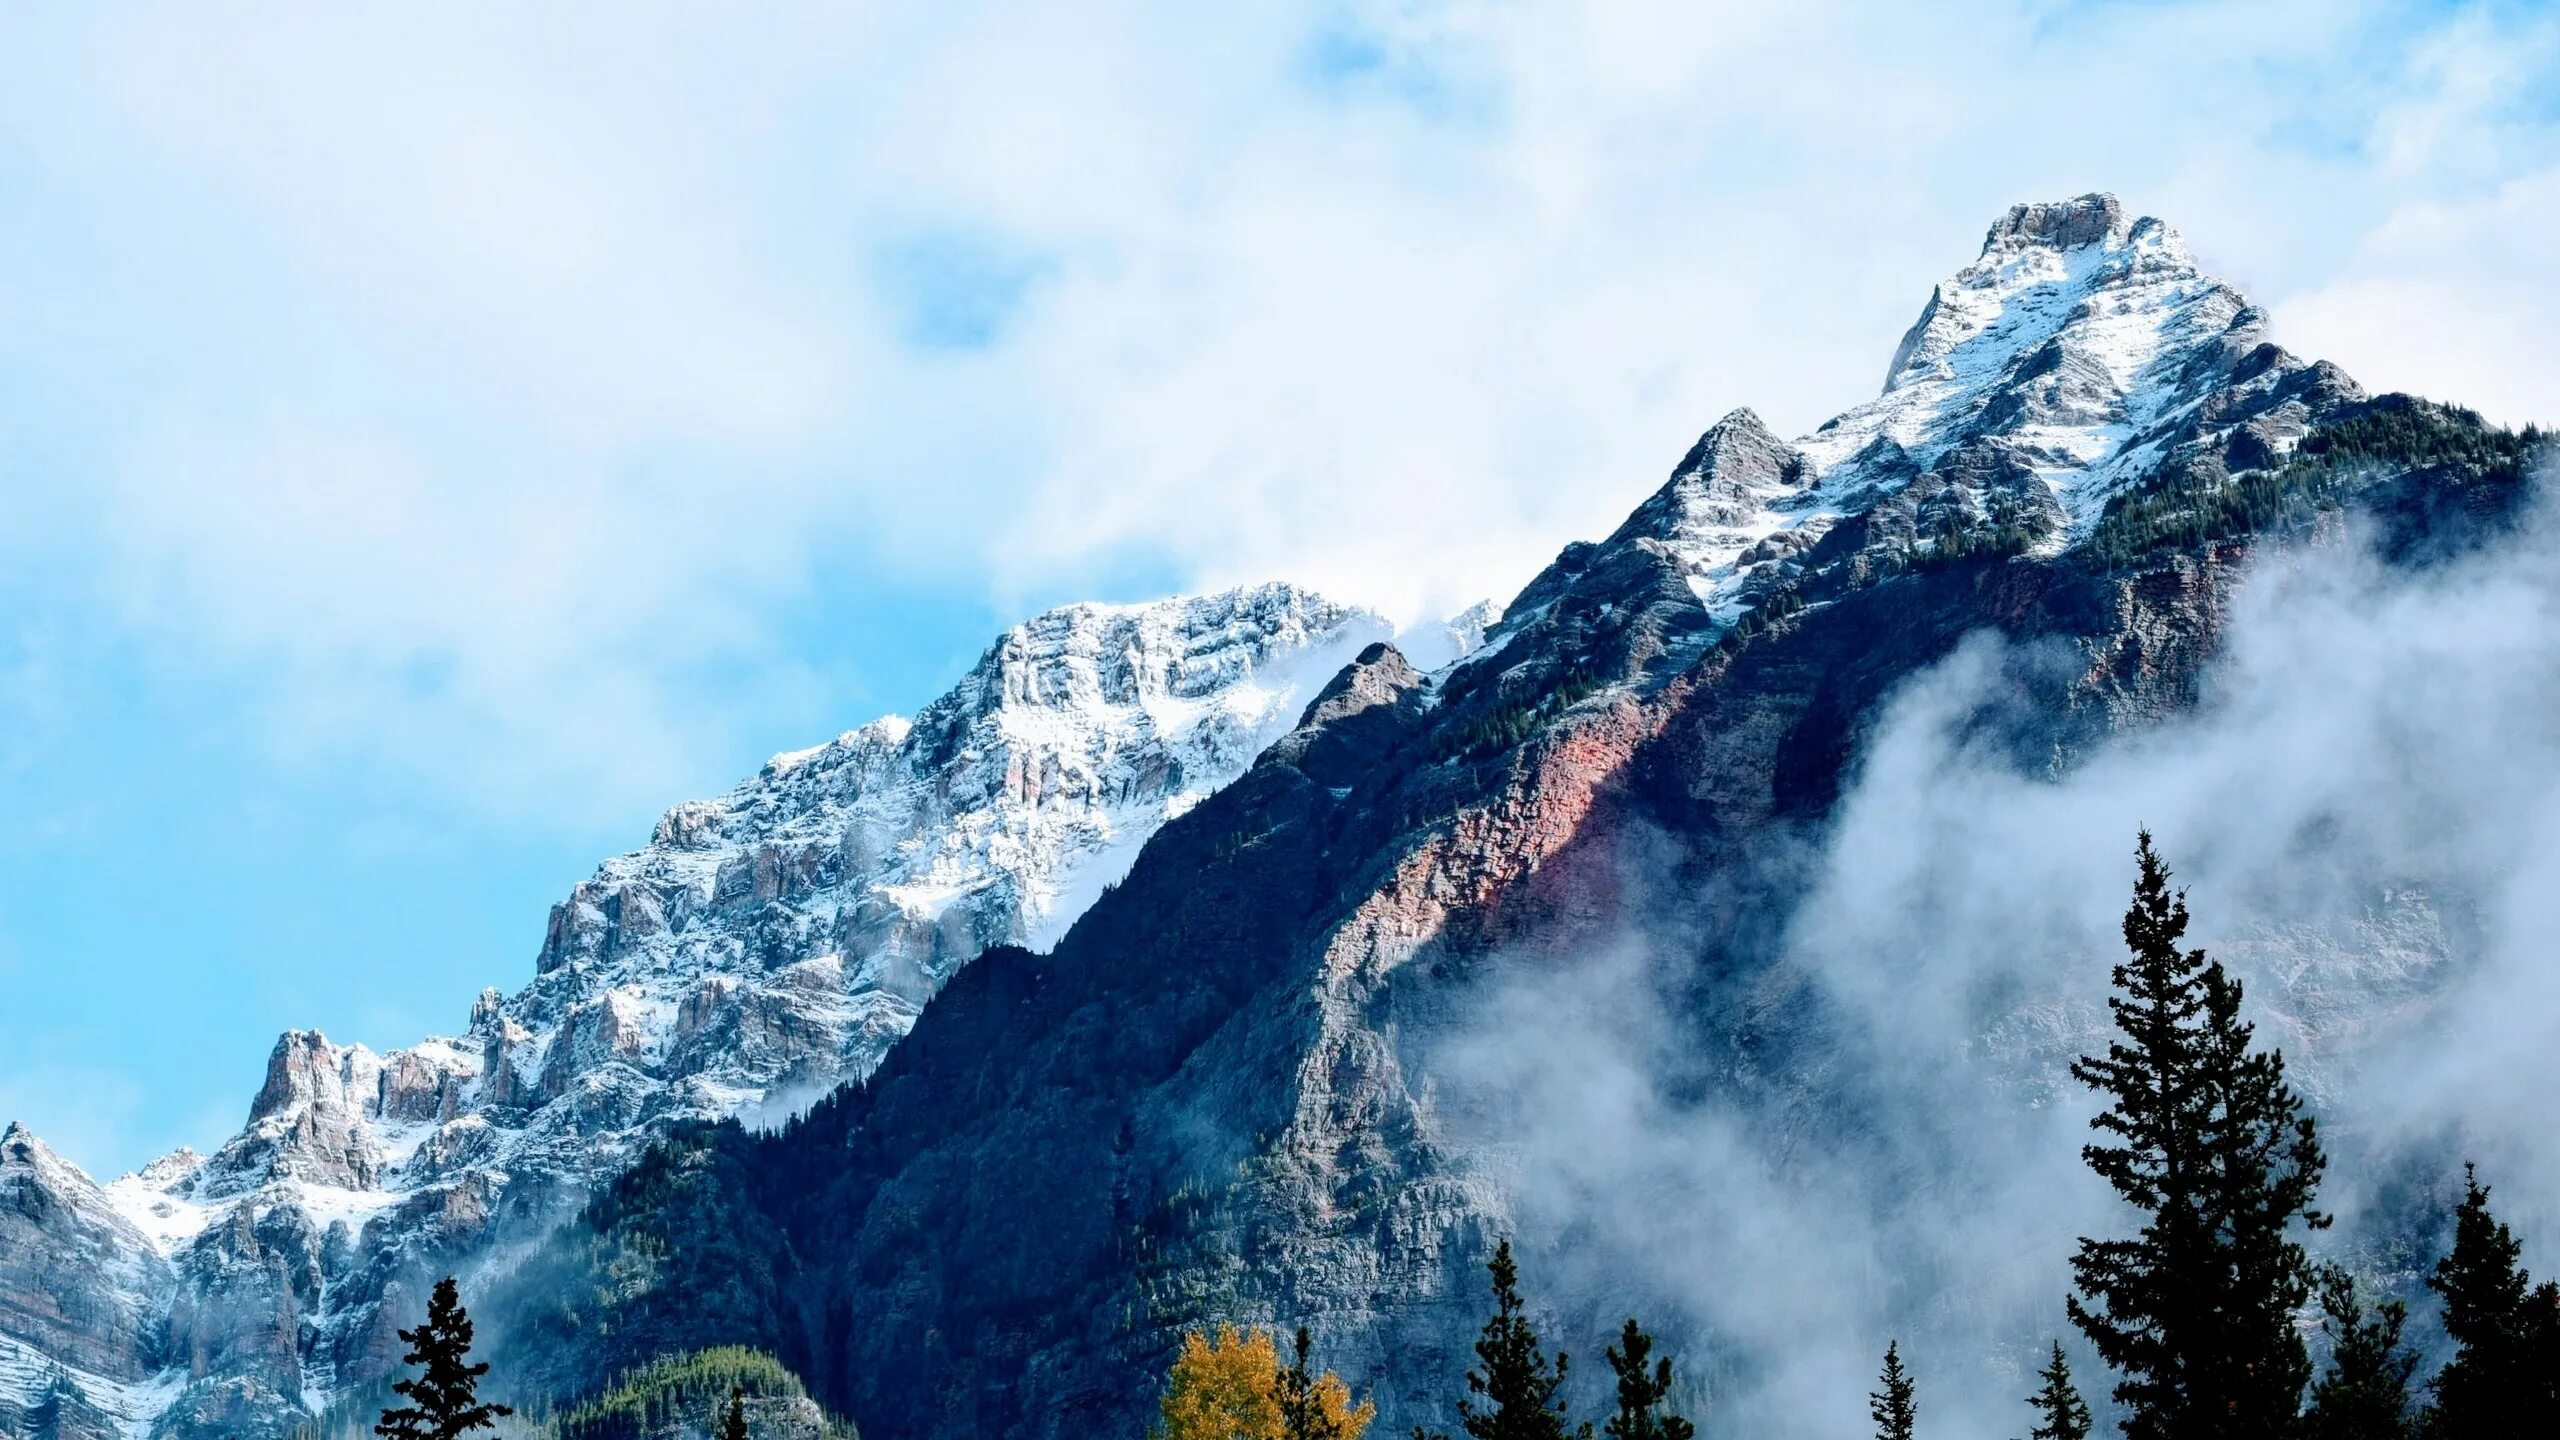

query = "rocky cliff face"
[488,196,2543,1439]
[0,585,1394,1439]
[0,1125,178,1439]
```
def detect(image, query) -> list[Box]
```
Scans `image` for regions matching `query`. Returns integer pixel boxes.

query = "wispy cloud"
[2,0,2554,821]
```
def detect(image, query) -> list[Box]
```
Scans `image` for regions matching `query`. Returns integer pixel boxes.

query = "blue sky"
[2,0,2555,1176]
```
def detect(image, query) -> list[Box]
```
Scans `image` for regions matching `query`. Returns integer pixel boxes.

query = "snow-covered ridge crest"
[9,581,1391,1437]
[1812,191,2269,511]
[198,580,1390,1195]
[1602,193,2357,626]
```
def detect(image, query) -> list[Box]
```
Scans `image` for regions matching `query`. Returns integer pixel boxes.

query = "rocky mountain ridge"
[1,584,1397,1438]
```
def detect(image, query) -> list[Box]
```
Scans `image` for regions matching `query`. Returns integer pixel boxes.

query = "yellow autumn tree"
[1155,1325,1374,1440]
[1158,1326,1283,1440]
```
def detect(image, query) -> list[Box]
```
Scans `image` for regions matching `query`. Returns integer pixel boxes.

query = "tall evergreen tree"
[718,1382,751,1440]
[2068,832,2330,1440]
[1457,1241,1588,1440]
[1279,1325,1377,1440]
[2021,1342,2091,1440]
[1600,1318,1693,1440]
[1869,1341,1915,1440]
[2524,1281,2560,1419]
[2426,1166,2559,1437]
[2301,1267,2416,1440]
[375,1277,512,1439]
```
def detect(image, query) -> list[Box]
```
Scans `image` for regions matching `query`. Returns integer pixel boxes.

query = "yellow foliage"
[1158,1326,1282,1440]
[1154,1325,1374,1440]
[1290,1365,1377,1440]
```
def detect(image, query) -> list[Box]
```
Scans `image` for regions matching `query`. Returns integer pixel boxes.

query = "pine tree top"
[1601,1318,1693,1440]
[2023,1342,2090,1440]
[374,1277,512,1440]
[1869,1341,1915,1440]
[1459,1240,1587,1440]
[2067,832,2329,1440]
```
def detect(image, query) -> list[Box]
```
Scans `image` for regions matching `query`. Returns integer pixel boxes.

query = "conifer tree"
[2301,1268,2416,1440]
[1278,1325,1377,1440]
[1869,1341,1915,1440]
[2524,1281,2560,1418]
[1457,1240,1588,1440]
[2021,1342,2090,1440]
[2425,1166,2559,1436]
[2067,832,2329,1439]
[375,1276,512,1440]
[1600,1319,1693,1440]
[718,1382,751,1440]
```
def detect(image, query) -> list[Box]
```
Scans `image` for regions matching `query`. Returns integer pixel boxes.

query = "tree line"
[1154,833,2560,1438]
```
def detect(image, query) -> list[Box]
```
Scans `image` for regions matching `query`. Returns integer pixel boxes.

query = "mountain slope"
[502,195,2546,1439]
[0,585,1394,1439]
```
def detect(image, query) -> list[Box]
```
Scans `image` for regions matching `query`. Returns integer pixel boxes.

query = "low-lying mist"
[1433,478,2560,1436]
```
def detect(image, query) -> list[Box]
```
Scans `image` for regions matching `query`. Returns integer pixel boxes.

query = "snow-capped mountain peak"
[7,581,1400,1438]
[1610,194,2356,630]
[1804,192,2276,521]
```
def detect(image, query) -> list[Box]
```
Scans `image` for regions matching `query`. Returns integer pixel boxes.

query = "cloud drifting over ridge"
[1437,474,2560,1436]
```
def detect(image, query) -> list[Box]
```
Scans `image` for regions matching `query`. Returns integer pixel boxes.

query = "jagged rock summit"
[1599,193,2359,634]
[1,582,1393,1438]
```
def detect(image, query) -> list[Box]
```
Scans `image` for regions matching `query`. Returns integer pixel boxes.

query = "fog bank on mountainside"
[1439,462,2560,1436]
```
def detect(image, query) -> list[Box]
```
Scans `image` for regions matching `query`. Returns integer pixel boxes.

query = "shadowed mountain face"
[3,195,2547,1440]
[489,197,2546,1438]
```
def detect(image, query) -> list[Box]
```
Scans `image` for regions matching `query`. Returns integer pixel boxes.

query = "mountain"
[0,1125,177,1440]
[476,195,2543,1439]
[5,193,2546,1440]
[0,585,1396,1439]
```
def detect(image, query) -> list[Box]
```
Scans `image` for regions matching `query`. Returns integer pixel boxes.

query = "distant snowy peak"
[1804,191,2302,521]
[196,582,1396,1205]
[1877,192,2214,397]
[1597,194,2362,626]
[23,580,1410,1437]
[1606,408,1808,587]
[0,1120,171,1406]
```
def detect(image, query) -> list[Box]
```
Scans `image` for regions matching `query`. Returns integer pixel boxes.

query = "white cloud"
[3,0,2554,823]
[2280,167,2560,427]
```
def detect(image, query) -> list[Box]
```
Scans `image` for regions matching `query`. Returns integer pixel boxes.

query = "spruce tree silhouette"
[2427,1165,2560,1437]
[2301,1267,2417,1439]
[2069,832,2329,1438]
[1869,1342,1915,1440]
[375,1277,511,1439]
[2022,1342,2090,1440]
[1600,1318,1693,1440]
[1456,1240,1587,1440]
